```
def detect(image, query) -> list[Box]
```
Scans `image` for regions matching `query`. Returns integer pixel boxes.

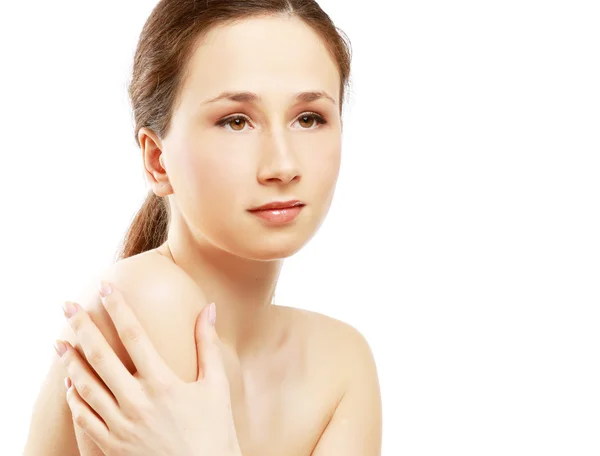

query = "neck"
[162,218,285,359]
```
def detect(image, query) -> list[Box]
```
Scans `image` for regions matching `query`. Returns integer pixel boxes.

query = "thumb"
[195,303,223,381]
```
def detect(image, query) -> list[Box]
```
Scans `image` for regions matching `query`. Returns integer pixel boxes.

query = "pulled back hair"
[115,0,352,261]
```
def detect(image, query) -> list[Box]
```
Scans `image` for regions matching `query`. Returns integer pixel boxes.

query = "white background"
[1,1,599,454]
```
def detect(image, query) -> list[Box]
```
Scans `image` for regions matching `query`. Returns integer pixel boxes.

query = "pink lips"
[247,200,305,225]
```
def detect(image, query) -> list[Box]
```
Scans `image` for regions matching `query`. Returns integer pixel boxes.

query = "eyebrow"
[201,90,337,106]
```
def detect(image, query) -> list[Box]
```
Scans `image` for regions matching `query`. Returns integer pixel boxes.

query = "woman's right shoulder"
[63,247,209,381]
[23,249,207,455]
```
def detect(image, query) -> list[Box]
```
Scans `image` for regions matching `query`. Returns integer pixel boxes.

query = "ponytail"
[115,190,170,261]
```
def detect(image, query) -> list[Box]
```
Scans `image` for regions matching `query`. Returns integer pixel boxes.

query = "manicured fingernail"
[54,340,67,357]
[62,301,78,318]
[99,280,112,298]
[208,303,216,326]
[64,376,72,390]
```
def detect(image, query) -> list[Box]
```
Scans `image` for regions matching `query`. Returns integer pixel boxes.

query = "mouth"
[247,201,306,225]
[248,200,305,212]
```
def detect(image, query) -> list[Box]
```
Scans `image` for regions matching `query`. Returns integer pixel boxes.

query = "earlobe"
[153,180,173,197]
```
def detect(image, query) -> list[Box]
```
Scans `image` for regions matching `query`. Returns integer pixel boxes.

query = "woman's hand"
[53,281,242,456]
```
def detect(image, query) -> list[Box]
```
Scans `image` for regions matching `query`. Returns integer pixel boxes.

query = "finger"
[58,340,125,432]
[194,306,209,381]
[195,303,225,382]
[64,300,139,406]
[99,281,177,385]
[65,375,112,453]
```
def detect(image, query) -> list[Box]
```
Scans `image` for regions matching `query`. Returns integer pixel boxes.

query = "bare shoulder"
[23,250,207,455]
[279,305,373,348]
[62,248,208,381]
[275,307,382,455]
[276,305,378,384]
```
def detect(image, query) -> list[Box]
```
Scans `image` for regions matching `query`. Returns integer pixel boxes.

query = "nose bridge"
[258,125,300,183]
[266,124,292,159]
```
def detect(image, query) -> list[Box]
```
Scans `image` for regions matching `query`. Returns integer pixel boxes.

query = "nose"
[257,131,301,186]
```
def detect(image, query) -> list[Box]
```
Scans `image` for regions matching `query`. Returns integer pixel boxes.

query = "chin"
[208,209,326,260]
[215,226,318,261]
[239,236,312,261]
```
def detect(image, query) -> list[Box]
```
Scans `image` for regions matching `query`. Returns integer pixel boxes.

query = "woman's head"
[117,0,352,261]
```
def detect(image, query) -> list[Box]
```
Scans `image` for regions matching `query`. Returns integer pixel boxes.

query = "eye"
[293,112,327,129]
[216,112,327,132]
[216,115,250,132]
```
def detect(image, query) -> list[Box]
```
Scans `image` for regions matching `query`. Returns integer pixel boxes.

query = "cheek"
[308,140,341,185]
[177,145,251,209]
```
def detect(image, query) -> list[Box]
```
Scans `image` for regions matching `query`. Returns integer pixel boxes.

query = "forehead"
[178,15,340,108]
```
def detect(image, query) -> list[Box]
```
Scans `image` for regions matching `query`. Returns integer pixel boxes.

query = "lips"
[248,200,305,212]
[247,204,304,225]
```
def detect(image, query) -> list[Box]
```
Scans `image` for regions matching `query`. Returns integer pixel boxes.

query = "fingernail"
[62,301,78,318]
[208,303,216,326]
[64,376,72,390]
[54,340,67,357]
[99,280,112,298]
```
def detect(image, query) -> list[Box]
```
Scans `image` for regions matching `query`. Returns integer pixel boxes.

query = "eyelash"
[216,112,327,131]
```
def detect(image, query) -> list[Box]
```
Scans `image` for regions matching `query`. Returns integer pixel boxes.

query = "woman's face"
[149,15,342,260]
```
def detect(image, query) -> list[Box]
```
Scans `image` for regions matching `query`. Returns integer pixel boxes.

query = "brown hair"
[115,0,352,261]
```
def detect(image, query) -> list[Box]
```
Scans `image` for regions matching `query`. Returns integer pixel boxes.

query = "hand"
[54,281,242,456]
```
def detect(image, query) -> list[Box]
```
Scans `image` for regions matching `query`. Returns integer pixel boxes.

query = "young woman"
[24,0,382,454]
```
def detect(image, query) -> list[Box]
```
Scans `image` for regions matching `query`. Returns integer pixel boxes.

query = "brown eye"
[217,115,249,131]
[298,115,316,128]
[228,117,247,131]
[294,113,327,129]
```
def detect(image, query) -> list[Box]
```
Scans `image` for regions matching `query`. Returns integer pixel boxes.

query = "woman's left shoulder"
[277,305,377,377]
[280,306,382,453]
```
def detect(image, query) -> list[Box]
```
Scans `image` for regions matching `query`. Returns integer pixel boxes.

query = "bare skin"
[150,243,354,455]
[24,14,381,456]
[135,17,352,453]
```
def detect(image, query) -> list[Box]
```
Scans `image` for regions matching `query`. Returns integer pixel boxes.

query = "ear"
[139,127,172,196]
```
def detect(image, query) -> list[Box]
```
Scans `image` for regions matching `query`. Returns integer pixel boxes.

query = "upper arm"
[22,343,81,456]
[23,254,208,455]
[311,326,382,456]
